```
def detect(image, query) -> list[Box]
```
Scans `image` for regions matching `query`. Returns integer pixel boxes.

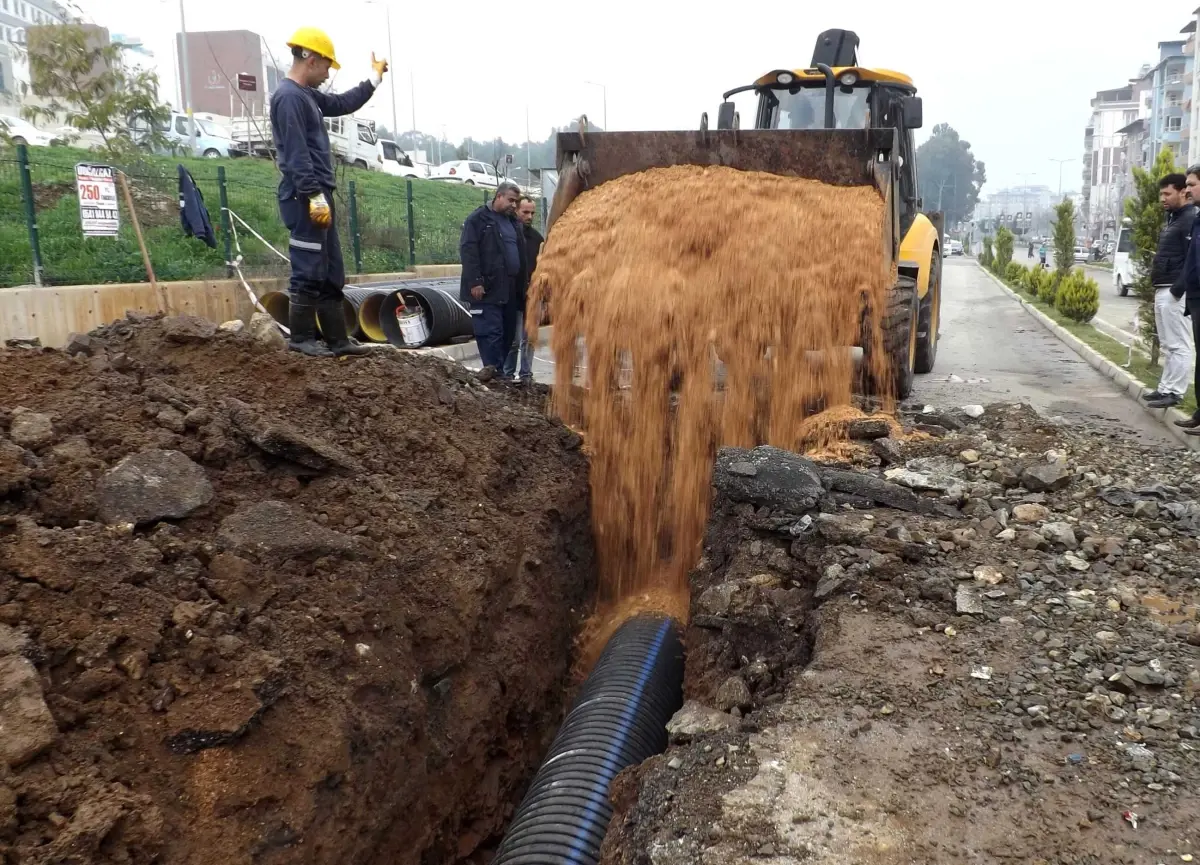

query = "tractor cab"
[715,29,924,231]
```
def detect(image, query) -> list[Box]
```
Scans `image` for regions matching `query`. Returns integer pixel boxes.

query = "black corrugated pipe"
[257,291,354,338]
[491,614,684,865]
[342,287,392,342]
[378,283,473,347]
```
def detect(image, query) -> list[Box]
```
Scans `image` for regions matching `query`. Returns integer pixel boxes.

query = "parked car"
[0,114,61,147]
[1112,223,1134,297]
[949,239,963,256]
[133,112,247,158]
[1072,246,1089,263]
[378,139,428,178]
[431,159,501,188]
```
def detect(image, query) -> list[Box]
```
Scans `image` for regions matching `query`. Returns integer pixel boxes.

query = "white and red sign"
[74,163,120,237]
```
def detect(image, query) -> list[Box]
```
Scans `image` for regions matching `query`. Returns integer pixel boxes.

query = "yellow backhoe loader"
[546,28,943,399]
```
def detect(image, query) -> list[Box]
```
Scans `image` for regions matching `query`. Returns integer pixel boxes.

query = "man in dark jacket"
[1174,167,1200,431]
[1144,174,1196,409]
[271,27,387,357]
[503,195,544,382]
[459,181,525,376]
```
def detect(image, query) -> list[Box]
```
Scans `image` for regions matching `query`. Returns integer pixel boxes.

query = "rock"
[183,407,212,429]
[1041,521,1078,549]
[50,437,93,463]
[712,446,824,512]
[814,513,872,544]
[1021,462,1072,493]
[973,565,1005,586]
[1132,500,1160,520]
[218,500,367,560]
[1012,503,1050,523]
[920,576,953,602]
[714,676,752,712]
[961,498,993,520]
[65,332,100,356]
[155,406,187,434]
[993,465,1022,488]
[959,449,981,464]
[9,409,54,449]
[961,405,985,419]
[226,398,357,472]
[871,437,906,466]
[1124,665,1166,687]
[249,312,287,350]
[666,701,734,742]
[814,564,848,600]
[0,439,32,496]
[884,467,959,494]
[955,583,984,615]
[162,315,217,344]
[171,601,214,629]
[219,319,245,333]
[996,528,1017,541]
[96,449,214,526]
[0,654,58,767]
[696,583,737,616]
[1016,530,1048,551]
[1064,553,1091,572]
[846,418,891,440]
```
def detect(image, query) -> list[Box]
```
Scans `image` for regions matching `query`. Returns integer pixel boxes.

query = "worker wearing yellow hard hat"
[269,26,388,357]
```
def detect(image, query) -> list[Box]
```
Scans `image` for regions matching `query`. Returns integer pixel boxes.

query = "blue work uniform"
[270,77,376,303]
[459,205,527,370]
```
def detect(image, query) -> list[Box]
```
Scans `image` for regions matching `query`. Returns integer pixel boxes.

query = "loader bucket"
[547,127,900,251]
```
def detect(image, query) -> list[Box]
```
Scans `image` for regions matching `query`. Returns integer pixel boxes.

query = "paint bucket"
[398,309,430,346]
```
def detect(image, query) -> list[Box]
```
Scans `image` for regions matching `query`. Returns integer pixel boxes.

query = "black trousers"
[280,193,345,303]
[1190,296,1200,416]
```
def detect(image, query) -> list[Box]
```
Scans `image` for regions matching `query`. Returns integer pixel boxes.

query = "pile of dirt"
[598,402,1200,864]
[530,165,893,616]
[0,315,595,865]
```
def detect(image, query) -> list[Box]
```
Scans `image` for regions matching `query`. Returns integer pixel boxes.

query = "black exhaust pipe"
[491,614,684,865]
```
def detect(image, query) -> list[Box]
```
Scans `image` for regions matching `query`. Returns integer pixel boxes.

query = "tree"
[994,226,1014,273]
[22,23,171,156]
[916,124,987,227]
[1051,199,1076,280]
[1126,148,1178,363]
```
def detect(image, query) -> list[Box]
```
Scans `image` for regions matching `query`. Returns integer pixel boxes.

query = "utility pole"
[409,67,416,140]
[1049,157,1074,199]
[584,80,607,129]
[386,6,398,142]
[178,0,196,155]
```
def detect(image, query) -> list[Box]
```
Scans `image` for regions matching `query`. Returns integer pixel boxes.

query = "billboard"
[176,29,275,116]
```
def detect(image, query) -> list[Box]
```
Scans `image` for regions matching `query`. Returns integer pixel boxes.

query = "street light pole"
[178,0,196,154]
[1049,157,1075,199]
[386,6,398,142]
[584,80,607,129]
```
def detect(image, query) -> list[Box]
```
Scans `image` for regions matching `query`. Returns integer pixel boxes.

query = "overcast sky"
[79,0,1187,191]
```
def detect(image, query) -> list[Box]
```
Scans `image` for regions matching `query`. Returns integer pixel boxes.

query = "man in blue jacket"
[271,26,387,357]
[459,181,526,377]
[1175,166,1200,433]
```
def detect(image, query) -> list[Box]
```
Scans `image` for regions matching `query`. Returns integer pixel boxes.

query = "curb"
[977,263,1200,451]
[415,324,554,365]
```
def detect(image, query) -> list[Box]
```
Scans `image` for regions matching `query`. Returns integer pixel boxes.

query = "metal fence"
[0,145,492,289]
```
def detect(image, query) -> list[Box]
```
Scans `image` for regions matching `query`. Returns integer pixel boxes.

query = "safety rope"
[222,206,290,336]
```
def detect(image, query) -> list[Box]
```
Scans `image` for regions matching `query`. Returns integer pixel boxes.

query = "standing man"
[1143,174,1196,409]
[460,181,525,379]
[1174,167,1200,433]
[503,195,544,383]
[271,27,388,357]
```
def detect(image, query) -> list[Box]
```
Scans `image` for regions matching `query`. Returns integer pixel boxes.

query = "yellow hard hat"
[287,27,340,69]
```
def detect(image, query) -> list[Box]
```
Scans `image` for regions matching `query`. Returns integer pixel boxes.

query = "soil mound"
[0,315,595,864]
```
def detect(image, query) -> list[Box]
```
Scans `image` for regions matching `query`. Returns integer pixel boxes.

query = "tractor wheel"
[914,253,941,374]
[865,276,918,400]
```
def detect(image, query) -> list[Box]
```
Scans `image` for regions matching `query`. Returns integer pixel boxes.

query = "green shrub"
[980,237,994,269]
[995,227,1014,272]
[1037,267,1058,305]
[1020,266,1037,295]
[1005,261,1025,286]
[1055,270,1100,323]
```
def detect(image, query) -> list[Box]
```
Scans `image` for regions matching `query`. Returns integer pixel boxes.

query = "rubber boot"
[288,300,334,357]
[317,299,372,357]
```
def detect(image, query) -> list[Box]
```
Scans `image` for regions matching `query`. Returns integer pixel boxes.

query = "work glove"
[308,193,332,228]
[371,52,389,87]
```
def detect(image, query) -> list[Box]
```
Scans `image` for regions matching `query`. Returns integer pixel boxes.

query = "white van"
[1113,223,1134,297]
[378,139,428,178]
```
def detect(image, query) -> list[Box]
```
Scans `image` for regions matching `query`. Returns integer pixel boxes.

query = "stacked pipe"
[260,279,472,349]
[492,614,685,865]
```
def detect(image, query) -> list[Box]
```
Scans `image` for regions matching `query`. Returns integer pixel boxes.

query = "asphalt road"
[1009,249,1140,339]
[478,258,1172,445]
[918,259,1170,444]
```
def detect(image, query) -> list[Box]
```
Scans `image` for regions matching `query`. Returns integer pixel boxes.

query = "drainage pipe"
[491,614,684,865]
[257,291,355,339]
[378,283,473,347]
[342,287,391,342]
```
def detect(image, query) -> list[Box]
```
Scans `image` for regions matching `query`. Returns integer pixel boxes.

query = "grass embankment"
[0,145,488,288]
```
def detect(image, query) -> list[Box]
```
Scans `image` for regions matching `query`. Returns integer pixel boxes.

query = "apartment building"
[1082,85,1138,241]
